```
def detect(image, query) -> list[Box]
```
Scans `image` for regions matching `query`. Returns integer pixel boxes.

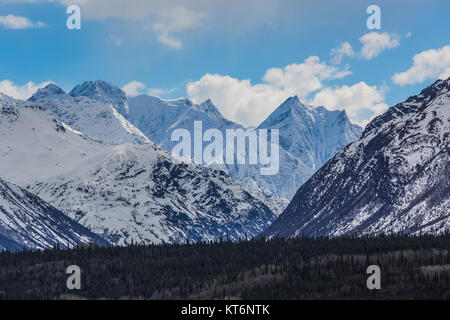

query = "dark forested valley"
[0,235,449,300]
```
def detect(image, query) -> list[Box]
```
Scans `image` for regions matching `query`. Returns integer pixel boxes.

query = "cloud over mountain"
[392,45,450,85]
[187,57,352,127]
[0,79,51,100]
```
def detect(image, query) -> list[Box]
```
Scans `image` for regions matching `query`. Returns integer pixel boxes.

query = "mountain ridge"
[0,95,281,245]
[262,78,450,238]
[27,83,151,145]
[127,93,362,200]
[0,177,107,251]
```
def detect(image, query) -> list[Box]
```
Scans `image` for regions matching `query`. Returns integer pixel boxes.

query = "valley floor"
[0,235,449,300]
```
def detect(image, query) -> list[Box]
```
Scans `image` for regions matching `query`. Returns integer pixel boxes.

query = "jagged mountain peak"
[258,96,316,129]
[258,96,362,153]
[411,77,450,102]
[70,80,122,97]
[29,83,68,102]
[277,96,304,112]
[191,98,222,117]
[272,96,351,121]
[364,77,450,136]
[24,82,151,145]
[282,95,300,104]
[70,80,129,114]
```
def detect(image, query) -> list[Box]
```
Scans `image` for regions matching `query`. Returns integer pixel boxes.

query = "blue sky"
[0,0,449,127]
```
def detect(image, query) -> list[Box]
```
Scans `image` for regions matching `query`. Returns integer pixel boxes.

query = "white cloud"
[187,74,289,127]
[151,6,205,50]
[58,0,206,49]
[122,80,174,97]
[0,80,51,100]
[309,82,388,127]
[187,57,351,127]
[262,56,351,96]
[0,14,46,29]
[52,0,310,50]
[122,81,146,96]
[392,45,450,85]
[153,31,182,50]
[330,42,354,64]
[359,32,400,60]
[439,68,450,80]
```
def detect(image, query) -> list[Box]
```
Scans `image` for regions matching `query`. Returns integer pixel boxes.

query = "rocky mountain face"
[0,94,280,246]
[127,94,362,200]
[28,83,68,101]
[69,80,130,116]
[0,178,107,251]
[262,78,450,238]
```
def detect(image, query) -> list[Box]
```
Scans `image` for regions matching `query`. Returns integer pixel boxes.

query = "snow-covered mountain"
[28,84,150,145]
[70,80,130,116]
[0,92,16,106]
[0,177,107,252]
[262,78,450,238]
[127,94,362,200]
[0,94,280,246]
[254,96,362,200]
[28,83,68,101]
[258,96,362,171]
[127,95,239,147]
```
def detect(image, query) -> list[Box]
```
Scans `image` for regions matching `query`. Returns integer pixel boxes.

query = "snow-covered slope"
[127,95,362,200]
[127,95,191,144]
[262,78,450,238]
[0,178,107,251]
[0,95,279,246]
[28,84,150,145]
